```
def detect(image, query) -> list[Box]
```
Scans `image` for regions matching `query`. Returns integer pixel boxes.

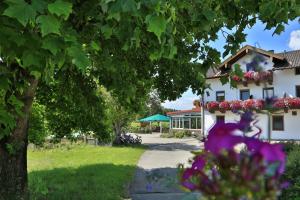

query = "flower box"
[230,70,273,85]
[206,98,300,113]
[206,102,219,113]
[219,101,230,113]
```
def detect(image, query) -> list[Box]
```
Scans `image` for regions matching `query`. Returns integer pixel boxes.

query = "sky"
[162,19,300,110]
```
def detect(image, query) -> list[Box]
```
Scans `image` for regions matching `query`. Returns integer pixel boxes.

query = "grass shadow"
[29,164,136,200]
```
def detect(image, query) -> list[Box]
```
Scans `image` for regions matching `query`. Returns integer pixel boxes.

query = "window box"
[230,70,273,85]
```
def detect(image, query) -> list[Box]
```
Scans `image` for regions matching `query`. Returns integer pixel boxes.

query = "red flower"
[230,100,242,110]
[219,101,230,112]
[232,75,241,82]
[207,102,219,112]
[242,99,256,110]
[244,71,254,79]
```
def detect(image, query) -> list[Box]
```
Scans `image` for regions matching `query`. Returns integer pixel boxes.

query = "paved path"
[130,133,202,200]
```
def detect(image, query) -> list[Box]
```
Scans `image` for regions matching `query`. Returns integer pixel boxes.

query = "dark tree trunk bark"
[0,78,38,200]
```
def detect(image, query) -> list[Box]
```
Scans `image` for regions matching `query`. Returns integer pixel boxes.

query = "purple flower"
[205,122,244,154]
[245,138,286,174]
[239,111,253,131]
[191,155,206,171]
[259,143,286,174]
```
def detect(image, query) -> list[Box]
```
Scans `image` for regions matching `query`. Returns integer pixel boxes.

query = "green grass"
[28,145,145,200]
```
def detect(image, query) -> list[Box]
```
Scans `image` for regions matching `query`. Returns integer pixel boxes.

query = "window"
[178,118,182,128]
[184,118,190,129]
[191,118,197,129]
[216,115,225,123]
[197,117,201,129]
[296,86,300,98]
[295,68,300,75]
[172,118,176,128]
[216,91,225,102]
[240,89,250,101]
[272,116,284,131]
[263,87,274,99]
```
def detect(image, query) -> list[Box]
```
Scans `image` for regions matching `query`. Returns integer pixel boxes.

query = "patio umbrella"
[139,114,170,133]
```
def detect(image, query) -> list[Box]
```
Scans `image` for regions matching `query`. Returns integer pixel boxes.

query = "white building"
[203,45,300,140]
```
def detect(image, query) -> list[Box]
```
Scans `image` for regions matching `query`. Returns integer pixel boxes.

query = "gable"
[232,52,274,72]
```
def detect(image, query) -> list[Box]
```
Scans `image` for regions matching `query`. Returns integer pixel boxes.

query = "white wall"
[235,53,273,71]
[204,111,268,139]
[203,51,300,140]
[274,69,300,98]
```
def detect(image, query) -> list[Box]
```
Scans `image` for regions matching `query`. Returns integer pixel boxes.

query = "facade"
[167,100,201,132]
[203,45,300,140]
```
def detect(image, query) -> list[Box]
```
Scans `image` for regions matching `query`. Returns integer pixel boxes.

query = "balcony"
[231,70,273,86]
[206,98,300,113]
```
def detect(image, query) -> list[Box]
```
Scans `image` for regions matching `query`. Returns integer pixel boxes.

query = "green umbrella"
[139,114,170,133]
[139,114,170,122]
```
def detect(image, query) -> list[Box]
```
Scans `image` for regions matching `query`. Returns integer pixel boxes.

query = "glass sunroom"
[167,101,202,131]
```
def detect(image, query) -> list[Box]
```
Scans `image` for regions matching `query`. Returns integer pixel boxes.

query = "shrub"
[175,131,185,138]
[279,144,300,200]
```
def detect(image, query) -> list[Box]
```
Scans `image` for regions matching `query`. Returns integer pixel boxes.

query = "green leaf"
[90,41,101,51]
[36,15,61,37]
[273,24,285,35]
[145,15,167,43]
[8,95,24,116]
[220,76,229,85]
[122,0,137,13]
[67,45,90,70]
[42,36,63,55]
[3,0,36,26]
[168,45,177,59]
[101,25,113,39]
[32,0,48,13]
[48,0,73,19]
[22,51,41,68]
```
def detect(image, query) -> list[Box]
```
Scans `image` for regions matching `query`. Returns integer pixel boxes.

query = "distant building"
[166,100,201,132]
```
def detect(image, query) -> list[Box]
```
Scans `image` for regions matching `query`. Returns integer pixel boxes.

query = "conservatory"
[166,100,202,131]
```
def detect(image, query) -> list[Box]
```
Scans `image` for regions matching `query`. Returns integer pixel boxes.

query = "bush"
[175,131,185,138]
[29,102,49,146]
[279,144,300,200]
[128,122,152,133]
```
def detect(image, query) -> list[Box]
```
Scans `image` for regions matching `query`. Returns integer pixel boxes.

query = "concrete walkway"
[130,133,202,200]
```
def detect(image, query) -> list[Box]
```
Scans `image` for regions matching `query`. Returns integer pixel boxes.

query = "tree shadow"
[145,142,201,151]
[29,164,136,200]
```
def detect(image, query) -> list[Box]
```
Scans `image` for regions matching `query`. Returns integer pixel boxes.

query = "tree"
[100,87,136,144]
[36,67,109,143]
[0,0,299,198]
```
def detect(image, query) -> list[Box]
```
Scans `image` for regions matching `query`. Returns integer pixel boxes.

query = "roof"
[206,45,300,78]
[139,114,170,122]
[275,50,300,69]
[166,107,201,116]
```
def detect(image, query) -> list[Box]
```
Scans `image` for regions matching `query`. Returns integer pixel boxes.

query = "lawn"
[28,145,145,200]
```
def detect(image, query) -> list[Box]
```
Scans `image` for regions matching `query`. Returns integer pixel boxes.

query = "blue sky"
[162,20,300,110]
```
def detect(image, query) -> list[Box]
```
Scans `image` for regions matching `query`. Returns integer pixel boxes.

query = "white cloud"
[289,30,300,50]
[162,89,199,110]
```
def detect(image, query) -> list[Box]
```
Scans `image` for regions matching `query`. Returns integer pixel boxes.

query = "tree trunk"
[113,121,123,144]
[0,78,38,200]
